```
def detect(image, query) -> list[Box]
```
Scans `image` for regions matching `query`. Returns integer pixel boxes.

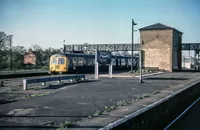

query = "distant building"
[139,23,183,72]
[182,56,196,69]
[24,49,41,65]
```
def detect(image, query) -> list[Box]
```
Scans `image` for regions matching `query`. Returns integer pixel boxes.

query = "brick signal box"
[139,23,183,72]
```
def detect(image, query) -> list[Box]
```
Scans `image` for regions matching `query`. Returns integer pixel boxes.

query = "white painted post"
[95,62,99,79]
[95,49,99,80]
[109,63,113,78]
[42,82,46,86]
[23,79,27,90]
[57,80,61,83]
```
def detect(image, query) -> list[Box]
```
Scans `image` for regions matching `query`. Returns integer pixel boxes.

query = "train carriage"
[49,53,138,74]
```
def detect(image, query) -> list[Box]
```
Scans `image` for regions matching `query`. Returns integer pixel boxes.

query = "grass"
[59,121,73,129]
[25,91,55,99]
[130,69,160,76]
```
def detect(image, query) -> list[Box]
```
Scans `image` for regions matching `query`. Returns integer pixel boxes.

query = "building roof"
[24,50,44,57]
[139,23,183,34]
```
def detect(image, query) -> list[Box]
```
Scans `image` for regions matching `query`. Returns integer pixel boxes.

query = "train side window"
[68,58,73,67]
[128,59,131,65]
[74,58,78,66]
[125,59,128,65]
[83,58,87,66]
[88,58,92,66]
[112,59,116,66]
[92,59,95,65]
[78,58,83,66]
[58,58,65,64]
[121,59,125,66]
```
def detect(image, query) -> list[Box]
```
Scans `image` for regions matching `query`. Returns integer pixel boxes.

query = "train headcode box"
[97,51,111,64]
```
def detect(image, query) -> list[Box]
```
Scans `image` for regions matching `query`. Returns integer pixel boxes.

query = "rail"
[164,96,200,130]
[22,74,85,90]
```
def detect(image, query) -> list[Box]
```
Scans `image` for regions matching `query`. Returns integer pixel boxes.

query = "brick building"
[139,23,183,72]
[24,49,38,65]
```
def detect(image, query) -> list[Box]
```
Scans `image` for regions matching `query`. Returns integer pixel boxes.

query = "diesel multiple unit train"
[49,53,139,74]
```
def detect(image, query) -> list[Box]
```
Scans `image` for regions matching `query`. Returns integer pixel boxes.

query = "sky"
[0,0,200,53]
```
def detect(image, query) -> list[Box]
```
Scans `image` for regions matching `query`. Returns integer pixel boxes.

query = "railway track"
[164,96,200,130]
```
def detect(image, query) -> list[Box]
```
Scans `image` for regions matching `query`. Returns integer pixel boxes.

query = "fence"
[23,74,85,90]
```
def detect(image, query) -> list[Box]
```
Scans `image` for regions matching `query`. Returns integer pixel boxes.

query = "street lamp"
[131,19,137,73]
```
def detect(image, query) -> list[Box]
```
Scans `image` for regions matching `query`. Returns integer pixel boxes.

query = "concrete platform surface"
[0,72,200,130]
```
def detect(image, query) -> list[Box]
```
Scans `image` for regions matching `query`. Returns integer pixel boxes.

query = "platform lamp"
[131,19,137,73]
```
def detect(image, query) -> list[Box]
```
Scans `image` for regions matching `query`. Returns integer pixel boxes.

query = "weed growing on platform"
[59,121,73,129]
[93,110,102,116]
[25,91,55,99]
[152,91,161,95]
[61,90,162,129]
[104,105,116,112]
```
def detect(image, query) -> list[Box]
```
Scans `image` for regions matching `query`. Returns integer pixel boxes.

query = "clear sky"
[0,0,200,51]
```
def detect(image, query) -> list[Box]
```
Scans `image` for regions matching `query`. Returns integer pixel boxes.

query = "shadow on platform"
[0,100,17,105]
[145,77,188,80]
[43,80,98,90]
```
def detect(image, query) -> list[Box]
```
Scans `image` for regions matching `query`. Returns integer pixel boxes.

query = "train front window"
[51,58,57,64]
[58,58,65,64]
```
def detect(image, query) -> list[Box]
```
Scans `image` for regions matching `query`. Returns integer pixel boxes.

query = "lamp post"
[131,19,137,73]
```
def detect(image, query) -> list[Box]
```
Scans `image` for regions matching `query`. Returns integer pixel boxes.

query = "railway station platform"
[0,72,200,129]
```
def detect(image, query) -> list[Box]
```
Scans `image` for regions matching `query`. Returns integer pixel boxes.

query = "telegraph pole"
[9,35,13,70]
[63,40,65,52]
[131,19,137,73]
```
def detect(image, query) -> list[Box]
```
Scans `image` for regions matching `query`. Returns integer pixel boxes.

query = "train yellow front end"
[49,54,69,74]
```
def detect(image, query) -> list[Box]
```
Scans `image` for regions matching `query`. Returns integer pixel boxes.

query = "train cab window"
[51,58,57,64]
[58,58,65,64]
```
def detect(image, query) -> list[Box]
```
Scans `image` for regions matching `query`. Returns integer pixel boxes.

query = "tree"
[0,32,7,50]
[9,46,27,69]
[13,46,27,55]
[32,44,42,51]
[0,31,10,70]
